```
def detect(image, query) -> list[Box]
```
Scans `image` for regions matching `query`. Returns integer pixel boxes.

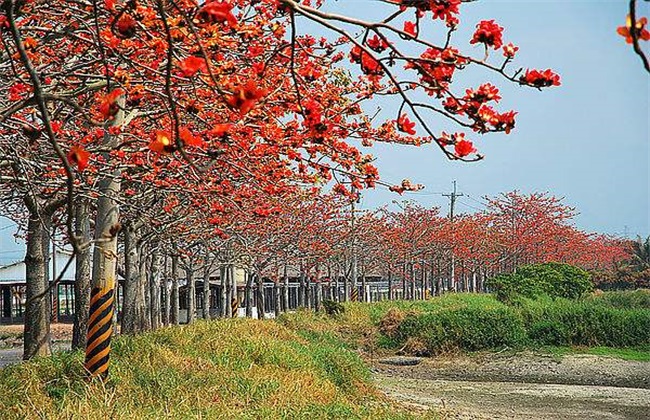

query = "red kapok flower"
[149,130,175,153]
[115,14,137,38]
[396,114,417,135]
[470,20,504,50]
[367,34,389,52]
[454,137,476,157]
[404,21,417,37]
[197,1,238,27]
[520,68,561,88]
[179,56,207,77]
[617,15,650,44]
[67,145,90,171]
[226,81,268,115]
[179,127,204,147]
[99,89,124,120]
[207,123,232,138]
[502,42,518,59]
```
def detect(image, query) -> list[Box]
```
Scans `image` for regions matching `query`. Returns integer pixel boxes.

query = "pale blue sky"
[334,0,649,239]
[1,1,648,264]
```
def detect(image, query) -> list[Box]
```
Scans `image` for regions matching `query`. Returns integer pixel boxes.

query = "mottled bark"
[121,223,140,335]
[219,265,227,318]
[282,265,289,311]
[23,212,51,359]
[245,271,253,318]
[202,261,211,320]
[170,254,180,325]
[149,249,161,329]
[72,200,91,349]
[256,272,265,320]
[186,261,195,324]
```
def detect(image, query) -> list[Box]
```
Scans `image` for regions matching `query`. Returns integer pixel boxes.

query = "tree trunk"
[121,223,139,335]
[72,200,91,350]
[85,97,123,377]
[149,250,161,329]
[161,256,169,326]
[170,254,179,325]
[219,265,227,318]
[23,212,51,359]
[298,271,305,307]
[245,271,253,318]
[186,261,195,324]
[256,273,265,320]
[139,250,151,332]
[282,266,289,312]
[202,261,211,320]
[274,281,281,317]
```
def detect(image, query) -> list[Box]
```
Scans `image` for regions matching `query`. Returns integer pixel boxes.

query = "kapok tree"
[1,0,560,375]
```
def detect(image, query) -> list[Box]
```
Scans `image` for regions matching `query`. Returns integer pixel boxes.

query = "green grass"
[539,345,650,361]
[0,319,433,419]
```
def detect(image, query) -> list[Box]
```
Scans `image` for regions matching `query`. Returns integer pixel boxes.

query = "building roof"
[0,250,77,284]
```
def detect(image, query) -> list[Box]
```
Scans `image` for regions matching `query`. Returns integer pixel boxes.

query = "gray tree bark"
[72,200,91,349]
[245,270,253,318]
[23,211,51,359]
[122,223,140,334]
[170,253,179,325]
[202,259,211,319]
[149,249,161,329]
[219,265,227,318]
[186,261,195,324]
[256,272,265,320]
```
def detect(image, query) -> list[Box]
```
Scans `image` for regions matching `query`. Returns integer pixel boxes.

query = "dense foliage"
[485,262,593,302]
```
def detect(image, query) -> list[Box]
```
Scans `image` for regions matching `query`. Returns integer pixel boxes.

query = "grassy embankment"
[1,290,648,418]
[279,290,650,361]
[0,320,433,419]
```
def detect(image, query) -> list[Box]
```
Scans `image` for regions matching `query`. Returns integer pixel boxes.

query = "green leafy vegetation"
[281,291,650,357]
[587,289,650,309]
[485,262,593,302]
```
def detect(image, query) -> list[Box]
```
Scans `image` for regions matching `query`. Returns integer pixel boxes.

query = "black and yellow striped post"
[51,287,59,323]
[231,297,239,318]
[84,282,115,379]
[351,287,359,302]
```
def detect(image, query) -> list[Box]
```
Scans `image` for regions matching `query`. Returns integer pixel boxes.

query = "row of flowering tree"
[7,0,633,380]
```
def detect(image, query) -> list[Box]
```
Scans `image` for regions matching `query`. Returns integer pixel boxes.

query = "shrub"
[486,262,593,301]
[394,306,527,354]
[587,289,650,309]
[522,298,650,347]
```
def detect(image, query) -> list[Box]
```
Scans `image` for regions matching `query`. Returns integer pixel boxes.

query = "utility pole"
[442,181,463,292]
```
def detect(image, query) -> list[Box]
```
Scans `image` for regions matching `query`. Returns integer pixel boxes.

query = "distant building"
[0,251,122,323]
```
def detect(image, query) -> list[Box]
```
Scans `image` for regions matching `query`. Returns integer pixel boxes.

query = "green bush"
[486,262,593,301]
[522,298,650,347]
[588,289,650,309]
[394,306,527,354]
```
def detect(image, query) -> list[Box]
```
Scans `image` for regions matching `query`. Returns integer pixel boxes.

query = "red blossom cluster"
[350,46,383,76]
[519,69,561,88]
[406,47,467,94]
[196,1,238,27]
[470,20,504,50]
[617,15,650,44]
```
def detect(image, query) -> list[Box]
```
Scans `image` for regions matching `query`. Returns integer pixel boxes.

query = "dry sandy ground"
[0,323,73,367]
[373,353,650,420]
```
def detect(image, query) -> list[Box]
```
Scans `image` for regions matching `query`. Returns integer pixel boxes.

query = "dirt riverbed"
[373,352,650,420]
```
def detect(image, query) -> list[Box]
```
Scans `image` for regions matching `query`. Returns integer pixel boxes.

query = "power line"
[456,200,483,212]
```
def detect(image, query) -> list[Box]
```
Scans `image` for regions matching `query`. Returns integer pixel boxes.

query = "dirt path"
[373,353,650,420]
